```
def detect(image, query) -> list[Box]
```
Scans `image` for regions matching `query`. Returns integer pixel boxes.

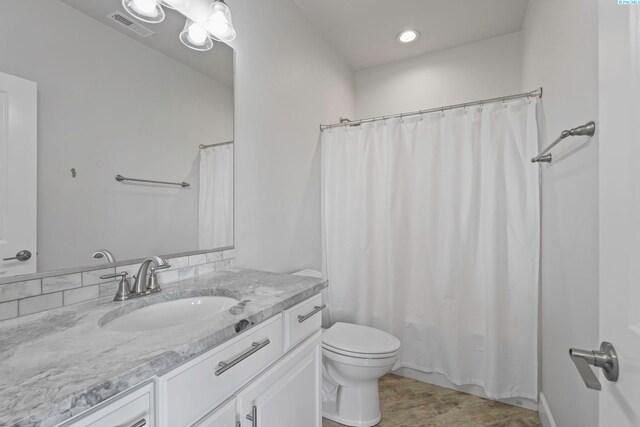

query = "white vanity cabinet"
[59,294,324,427]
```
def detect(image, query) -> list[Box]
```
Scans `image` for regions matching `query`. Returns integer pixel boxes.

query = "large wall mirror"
[0,0,234,278]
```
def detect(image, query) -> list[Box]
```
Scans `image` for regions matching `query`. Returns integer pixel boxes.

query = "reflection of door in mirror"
[0,72,37,277]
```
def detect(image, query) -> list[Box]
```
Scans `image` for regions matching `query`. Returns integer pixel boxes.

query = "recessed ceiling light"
[397,29,420,44]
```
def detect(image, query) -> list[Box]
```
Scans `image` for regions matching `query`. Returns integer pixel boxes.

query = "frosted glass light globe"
[122,0,165,23]
[188,23,208,45]
[132,0,158,16]
[203,1,236,42]
[160,0,191,9]
[179,19,214,51]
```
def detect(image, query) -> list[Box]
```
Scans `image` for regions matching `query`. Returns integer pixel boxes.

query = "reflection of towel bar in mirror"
[531,121,596,163]
[200,140,233,150]
[115,174,190,188]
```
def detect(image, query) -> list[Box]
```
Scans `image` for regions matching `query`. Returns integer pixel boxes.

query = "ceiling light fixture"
[180,19,214,51]
[203,0,237,42]
[122,0,236,52]
[122,0,165,23]
[397,29,420,44]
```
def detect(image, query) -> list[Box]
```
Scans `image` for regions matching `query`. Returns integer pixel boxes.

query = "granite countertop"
[0,269,327,427]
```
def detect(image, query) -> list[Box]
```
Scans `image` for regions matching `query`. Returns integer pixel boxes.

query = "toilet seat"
[322,345,400,365]
[322,322,401,359]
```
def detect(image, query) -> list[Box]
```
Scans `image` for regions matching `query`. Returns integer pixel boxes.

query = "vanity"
[0,269,327,427]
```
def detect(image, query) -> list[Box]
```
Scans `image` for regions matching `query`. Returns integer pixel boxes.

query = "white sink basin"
[102,296,239,332]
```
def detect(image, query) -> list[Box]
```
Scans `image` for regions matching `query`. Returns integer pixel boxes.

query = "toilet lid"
[322,322,401,355]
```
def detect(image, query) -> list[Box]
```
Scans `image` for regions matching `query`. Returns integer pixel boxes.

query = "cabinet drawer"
[58,382,153,427]
[158,314,283,427]
[284,294,324,350]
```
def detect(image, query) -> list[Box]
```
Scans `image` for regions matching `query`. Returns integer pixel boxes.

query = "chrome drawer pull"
[298,304,326,323]
[215,339,271,376]
[246,405,257,427]
[129,419,146,427]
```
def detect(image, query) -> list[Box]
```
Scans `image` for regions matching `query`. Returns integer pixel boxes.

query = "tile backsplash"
[0,249,235,321]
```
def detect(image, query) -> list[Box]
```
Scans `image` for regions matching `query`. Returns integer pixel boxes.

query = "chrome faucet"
[100,256,170,301]
[92,249,116,263]
[131,256,171,294]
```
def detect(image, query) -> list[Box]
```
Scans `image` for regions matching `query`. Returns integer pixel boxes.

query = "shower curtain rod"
[319,87,543,131]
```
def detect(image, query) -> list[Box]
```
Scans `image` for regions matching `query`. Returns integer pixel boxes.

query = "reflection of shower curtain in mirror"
[199,144,233,249]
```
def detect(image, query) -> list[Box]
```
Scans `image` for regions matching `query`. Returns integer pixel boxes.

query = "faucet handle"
[146,265,169,294]
[101,272,131,301]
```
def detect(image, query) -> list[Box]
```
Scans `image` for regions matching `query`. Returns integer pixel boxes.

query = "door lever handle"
[570,351,601,390]
[3,250,32,262]
[569,341,619,391]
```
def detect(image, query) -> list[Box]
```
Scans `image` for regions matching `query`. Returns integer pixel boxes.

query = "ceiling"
[293,0,529,71]
[60,0,234,87]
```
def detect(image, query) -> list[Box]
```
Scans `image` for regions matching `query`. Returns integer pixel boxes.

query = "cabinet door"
[237,331,321,427]
[193,398,237,427]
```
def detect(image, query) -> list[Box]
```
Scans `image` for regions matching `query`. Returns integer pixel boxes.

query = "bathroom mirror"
[0,0,234,278]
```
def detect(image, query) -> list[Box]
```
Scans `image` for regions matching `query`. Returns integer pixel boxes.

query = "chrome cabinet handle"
[3,250,32,262]
[246,405,257,427]
[215,339,271,376]
[129,419,146,427]
[298,304,326,323]
[569,341,619,390]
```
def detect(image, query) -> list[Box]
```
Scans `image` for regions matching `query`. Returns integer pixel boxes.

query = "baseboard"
[538,392,556,427]
[394,367,539,412]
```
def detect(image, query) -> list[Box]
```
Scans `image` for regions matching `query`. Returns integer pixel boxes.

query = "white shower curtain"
[199,144,233,249]
[321,99,540,400]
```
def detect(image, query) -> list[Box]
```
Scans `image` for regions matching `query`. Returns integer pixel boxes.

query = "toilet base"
[322,382,382,427]
[323,408,381,427]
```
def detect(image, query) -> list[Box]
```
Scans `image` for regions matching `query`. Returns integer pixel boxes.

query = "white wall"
[229,0,355,273]
[355,32,522,119]
[521,1,599,426]
[0,0,233,271]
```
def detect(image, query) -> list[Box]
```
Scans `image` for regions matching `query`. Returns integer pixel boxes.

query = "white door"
[598,2,640,425]
[0,72,37,277]
[237,332,322,427]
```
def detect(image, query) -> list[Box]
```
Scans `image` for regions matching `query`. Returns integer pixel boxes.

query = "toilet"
[291,270,401,426]
[322,322,401,427]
